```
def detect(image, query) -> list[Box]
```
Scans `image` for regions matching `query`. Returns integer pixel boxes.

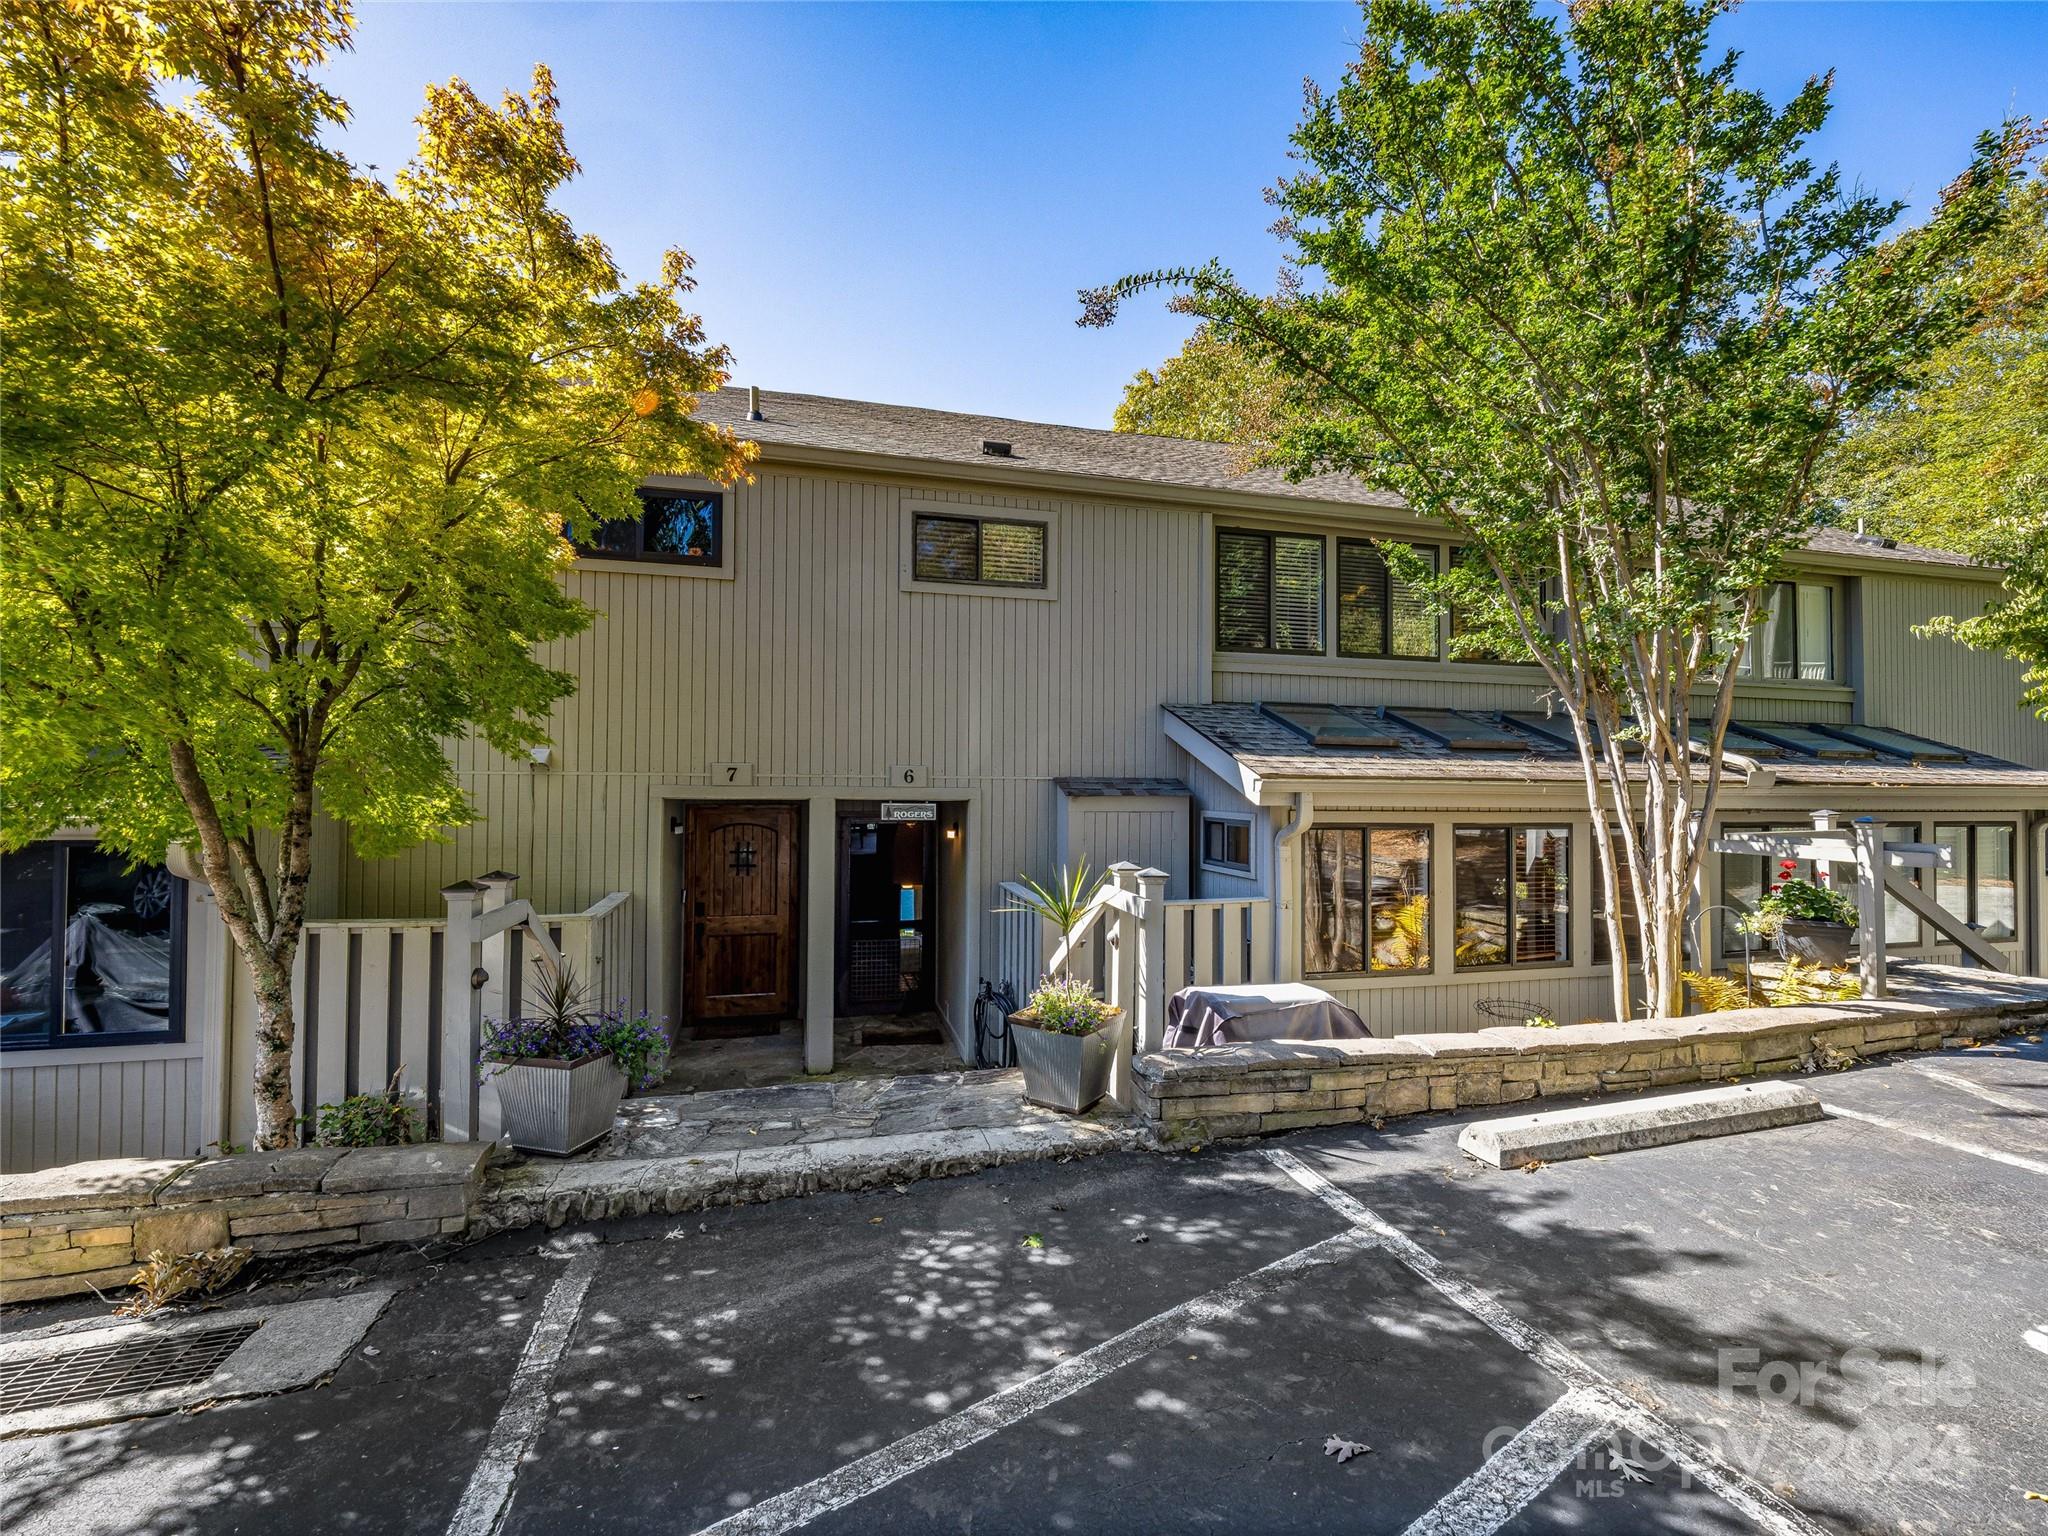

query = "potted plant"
[1008,975,1127,1114]
[1741,864,1859,968]
[478,959,670,1155]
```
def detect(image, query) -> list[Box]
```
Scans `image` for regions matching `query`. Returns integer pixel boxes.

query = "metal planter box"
[1776,920,1855,969]
[1010,1008,1126,1114]
[492,1054,626,1156]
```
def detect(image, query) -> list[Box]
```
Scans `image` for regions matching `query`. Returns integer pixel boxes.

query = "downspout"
[1272,792,1314,982]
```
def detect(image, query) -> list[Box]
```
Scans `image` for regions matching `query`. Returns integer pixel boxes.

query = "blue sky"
[325,2,2048,428]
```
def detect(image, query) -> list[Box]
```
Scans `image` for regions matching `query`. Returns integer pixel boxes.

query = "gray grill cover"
[1163,983,1370,1047]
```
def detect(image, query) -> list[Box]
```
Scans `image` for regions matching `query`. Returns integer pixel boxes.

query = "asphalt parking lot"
[5,1031,2044,1536]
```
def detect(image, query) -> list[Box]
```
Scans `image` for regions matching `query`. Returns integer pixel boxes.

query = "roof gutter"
[1271,792,1314,984]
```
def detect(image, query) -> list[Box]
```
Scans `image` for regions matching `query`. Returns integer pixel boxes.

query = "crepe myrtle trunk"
[167,739,313,1150]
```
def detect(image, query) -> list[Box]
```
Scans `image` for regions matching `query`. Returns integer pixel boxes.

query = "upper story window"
[1337,540,1439,659]
[1737,580,1834,682]
[572,488,723,567]
[913,513,1047,588]
[1447,547,1560,664]
[1,842,185,1050]
[1217,530,1324,655]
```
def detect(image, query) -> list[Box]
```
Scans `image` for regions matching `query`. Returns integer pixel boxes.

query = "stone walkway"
[477,1070,1131,1233]
[596,1069,1094,1158]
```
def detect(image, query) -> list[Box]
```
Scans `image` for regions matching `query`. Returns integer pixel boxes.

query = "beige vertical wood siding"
[323,469,1210,1018]
[1859,574,2048,768]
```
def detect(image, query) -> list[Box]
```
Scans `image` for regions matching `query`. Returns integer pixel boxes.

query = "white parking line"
[689,1227,1377,1536]
[447,1254,601,1536]
[1909,1063,2046,1117]
[1263,1148,1827,1536]
[1400,1387,1613,1536]
[1822,1103,2048,1176]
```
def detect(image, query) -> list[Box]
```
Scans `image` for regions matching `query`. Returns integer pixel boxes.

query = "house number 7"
[890,763,927,788]
[711,762,755,786]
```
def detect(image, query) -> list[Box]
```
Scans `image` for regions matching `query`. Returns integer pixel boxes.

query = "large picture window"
[571,488,724,566]
[1337,540,1438,659]
[913,513,1047,588]
[1216,530,1324,655]
[0,842,184,1050]
[1454,826,1570,968]
[1303,826,1431,975]
[1934,823,2016,942]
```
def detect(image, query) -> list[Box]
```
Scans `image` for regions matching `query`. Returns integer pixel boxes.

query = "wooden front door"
[685,804,798,1020]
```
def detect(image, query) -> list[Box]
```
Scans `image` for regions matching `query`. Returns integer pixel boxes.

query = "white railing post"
[1133,867,1169,1058]
[1853,818,1888,1000]
[439,880,485,1142]
[1104,863,1139,1105]
[477,870,519,1024]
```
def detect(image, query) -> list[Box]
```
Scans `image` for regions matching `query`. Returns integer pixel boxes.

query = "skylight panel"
[1386,709,1529,751]
[1817,725,1966,763]
[1257,703,1400,749]
[1694,723,1787,759]
[1733,723,1876,759]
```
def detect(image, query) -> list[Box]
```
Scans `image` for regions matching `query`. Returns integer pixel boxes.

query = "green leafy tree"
[0,0,753,1147]
[1082,0,2031,1019]
[1113,323,1293,446]
[1826,173,2048,716]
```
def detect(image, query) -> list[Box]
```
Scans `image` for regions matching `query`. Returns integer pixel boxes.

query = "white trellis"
[1711,811,2005,999]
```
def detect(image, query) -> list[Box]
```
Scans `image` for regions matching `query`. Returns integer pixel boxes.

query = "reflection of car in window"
[1,842,182,1046]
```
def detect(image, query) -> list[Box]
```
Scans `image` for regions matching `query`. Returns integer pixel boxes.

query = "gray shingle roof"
[1169,703,2048,789]
[695,387,1984,573]
[1054,777,1192,798]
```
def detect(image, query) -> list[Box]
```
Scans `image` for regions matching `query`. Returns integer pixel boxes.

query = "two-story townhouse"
[7,385,2046,1170]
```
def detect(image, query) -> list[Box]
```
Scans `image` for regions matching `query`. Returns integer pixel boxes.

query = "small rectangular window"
[1591,831,1639,968]
[1216,530,1324,655]
[913,514,1047,588]
[1,842,185,1050]
[1338,541,1438,659]
[1303,826,1432,975]
[1455,825,1570,969]
[569,489,724,567]
[1201,816,1253,874]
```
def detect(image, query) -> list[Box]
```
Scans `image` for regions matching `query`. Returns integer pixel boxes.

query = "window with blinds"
[1337,540,1438,659]
[912,514,1047,588]
[1216,530,1324,655]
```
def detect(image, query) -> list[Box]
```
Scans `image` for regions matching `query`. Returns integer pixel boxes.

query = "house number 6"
[890,763,927,788]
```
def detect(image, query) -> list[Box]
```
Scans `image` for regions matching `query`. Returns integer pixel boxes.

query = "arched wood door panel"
[685,804,798,1019]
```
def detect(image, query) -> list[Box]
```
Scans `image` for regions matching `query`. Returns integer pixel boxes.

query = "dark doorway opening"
[836,806,936,1018]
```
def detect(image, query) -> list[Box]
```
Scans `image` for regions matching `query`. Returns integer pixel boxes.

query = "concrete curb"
[474,1120,1133,1233]
[1456,1081,1826,1169]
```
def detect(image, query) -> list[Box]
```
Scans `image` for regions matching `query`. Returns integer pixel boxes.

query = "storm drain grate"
[0,1320,262,1414]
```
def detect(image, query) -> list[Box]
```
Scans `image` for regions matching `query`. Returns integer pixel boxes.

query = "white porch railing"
[992,866,1275,1102]
[228,879,633,1148]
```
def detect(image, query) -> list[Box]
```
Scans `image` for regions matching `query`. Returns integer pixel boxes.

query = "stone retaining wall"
[1135,967,2048,1147]
[0,1142,492,1303]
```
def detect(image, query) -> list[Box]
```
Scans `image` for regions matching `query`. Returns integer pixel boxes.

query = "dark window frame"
[1452,823,1573,971]
[1215,528,1326,656]
[911,513,1049,589]
[1200,815,1254,876]
[1302,823,1434,978]
[1336,539,1441,660]
[0,840,187,1053]
[571,488,725,567]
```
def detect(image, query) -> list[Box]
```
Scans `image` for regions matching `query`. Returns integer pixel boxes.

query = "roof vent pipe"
[747,385,763,422]
[980,439,1013,458]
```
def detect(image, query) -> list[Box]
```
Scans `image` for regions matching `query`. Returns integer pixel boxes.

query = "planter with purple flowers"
[478,960,669,1156]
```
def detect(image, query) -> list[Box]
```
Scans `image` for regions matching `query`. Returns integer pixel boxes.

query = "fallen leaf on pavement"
[1323,1435,1371,1463]
[1022,1234,1043,1249]
[1522,1159,1547,1173]
[868,1216,884,1225]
